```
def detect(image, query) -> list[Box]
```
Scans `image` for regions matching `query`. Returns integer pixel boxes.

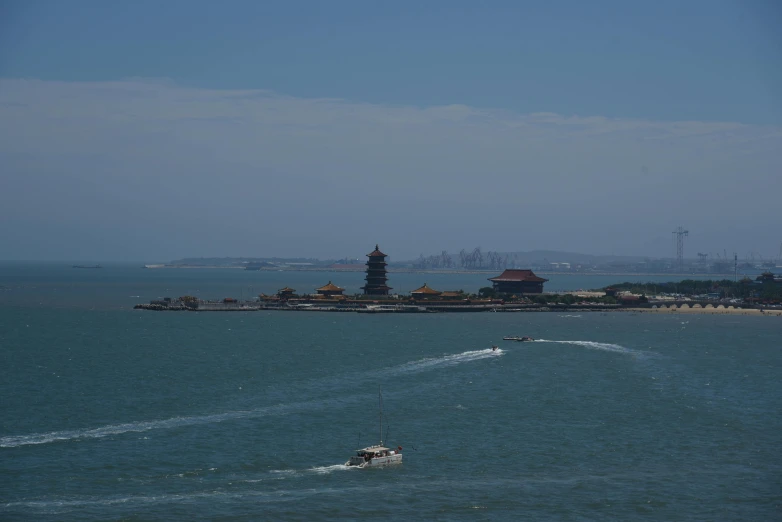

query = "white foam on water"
[385,348,502,376]
[534,339,648,356]
[2,348,502,449]
[0,399,315,449]
[269,469,296,475]
[308,464,354,474]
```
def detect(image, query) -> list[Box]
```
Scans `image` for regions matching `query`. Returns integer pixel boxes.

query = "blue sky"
[3,0,780,123]
[1,1,780,260]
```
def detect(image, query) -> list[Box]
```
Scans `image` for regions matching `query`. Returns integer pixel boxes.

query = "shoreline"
[142,266,746,278]
[134,302,782,316]
[624,307,782,317]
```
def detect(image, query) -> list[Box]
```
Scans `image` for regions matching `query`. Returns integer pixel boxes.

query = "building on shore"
[277,287,296,299]
[411,283,441,299]
[488,269,548,295]
[439,291,465,300]
[316,281,345,297]
[362,244,392,295]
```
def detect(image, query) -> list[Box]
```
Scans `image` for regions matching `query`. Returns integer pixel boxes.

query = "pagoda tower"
[362,244,392,295]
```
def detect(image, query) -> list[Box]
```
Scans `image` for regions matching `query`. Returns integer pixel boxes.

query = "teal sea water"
[1,264,780,520]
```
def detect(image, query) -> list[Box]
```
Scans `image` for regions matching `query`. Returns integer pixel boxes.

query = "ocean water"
[1,264,780,520]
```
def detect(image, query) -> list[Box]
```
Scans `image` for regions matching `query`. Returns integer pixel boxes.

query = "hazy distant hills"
[168,257,324,266]
[488,250,650,265]
[167,250,653,267]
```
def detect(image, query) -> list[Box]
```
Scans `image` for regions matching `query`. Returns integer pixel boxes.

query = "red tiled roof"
[367,244,387,257]
[488,269,548,283]
[316,281,344,292]
[411,283,441,295]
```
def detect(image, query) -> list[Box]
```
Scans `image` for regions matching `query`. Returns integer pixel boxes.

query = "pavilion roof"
[411,283,441,295]
[316,281,345,292]
[367,244,388,257]
[488,269,548,283]
[278,286,296,293]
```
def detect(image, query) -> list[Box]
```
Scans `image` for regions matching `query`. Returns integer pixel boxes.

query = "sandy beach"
[627,307,782,317]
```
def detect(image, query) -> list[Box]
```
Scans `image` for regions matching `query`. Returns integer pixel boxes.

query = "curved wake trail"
[0,408,288,449]
[2,348,501,449]
[0,396,350,449]
[533,339,650,356]
[383,348,503,376]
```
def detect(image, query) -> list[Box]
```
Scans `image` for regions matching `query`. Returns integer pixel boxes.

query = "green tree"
[560,294,576,305]
[478,286,496,298]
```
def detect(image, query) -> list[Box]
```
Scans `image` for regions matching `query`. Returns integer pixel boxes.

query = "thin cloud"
[0,78,779,260]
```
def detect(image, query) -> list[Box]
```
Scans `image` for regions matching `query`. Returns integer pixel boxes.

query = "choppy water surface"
[1,265,780,520]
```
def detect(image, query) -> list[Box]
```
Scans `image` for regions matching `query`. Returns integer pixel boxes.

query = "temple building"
[411,283,441,299]
[488,269,548,294]
[362,244,392,295]
[277,286,296,299]
[316,281,345,297]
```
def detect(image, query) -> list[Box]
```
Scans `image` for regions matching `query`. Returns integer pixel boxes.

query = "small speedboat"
[503,336,521,341]
[519,336,534,342]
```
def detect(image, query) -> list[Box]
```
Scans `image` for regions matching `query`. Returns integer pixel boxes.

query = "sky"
[1,0,780,262]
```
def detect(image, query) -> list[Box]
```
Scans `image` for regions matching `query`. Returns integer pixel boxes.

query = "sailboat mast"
[379,388,383,446]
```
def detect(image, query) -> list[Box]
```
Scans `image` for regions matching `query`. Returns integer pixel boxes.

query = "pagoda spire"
[362,244,391,295]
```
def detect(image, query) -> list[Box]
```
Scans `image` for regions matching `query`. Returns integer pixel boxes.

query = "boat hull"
[347,454,403,468]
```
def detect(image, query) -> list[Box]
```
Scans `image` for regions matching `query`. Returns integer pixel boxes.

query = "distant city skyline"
[1,1,780,261]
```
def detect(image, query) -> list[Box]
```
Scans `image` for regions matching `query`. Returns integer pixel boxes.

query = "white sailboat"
[345,389,403,468]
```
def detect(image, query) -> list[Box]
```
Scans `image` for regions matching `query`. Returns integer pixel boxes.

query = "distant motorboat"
[502,336,534,342]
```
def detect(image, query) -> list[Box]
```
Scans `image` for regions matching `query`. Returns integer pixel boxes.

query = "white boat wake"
[533,339,652,356]
[385,348,503,376]
[1,348,502,449]
[0,397,349,449]
[266,464,354,477]
[309,464,354,474]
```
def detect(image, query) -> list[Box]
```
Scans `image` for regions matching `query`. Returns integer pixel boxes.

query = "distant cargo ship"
[72,265,102,269]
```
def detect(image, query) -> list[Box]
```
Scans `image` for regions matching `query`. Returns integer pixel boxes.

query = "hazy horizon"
[2,1,780,261]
